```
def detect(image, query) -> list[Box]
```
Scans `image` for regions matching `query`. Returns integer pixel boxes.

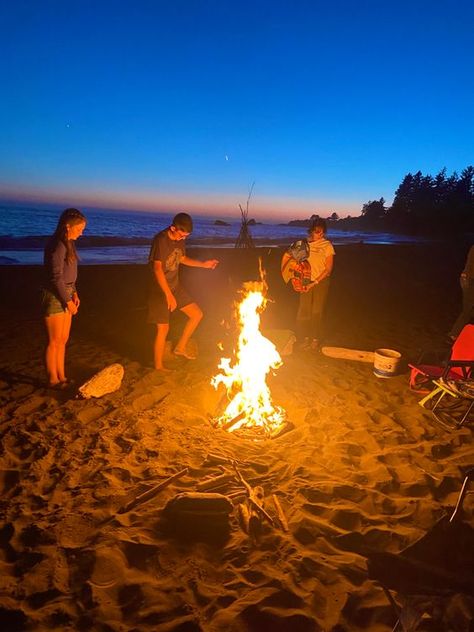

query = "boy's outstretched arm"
[181,256,219,269]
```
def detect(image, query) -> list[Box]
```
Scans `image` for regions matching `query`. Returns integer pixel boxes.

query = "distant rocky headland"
[284,218,314,227]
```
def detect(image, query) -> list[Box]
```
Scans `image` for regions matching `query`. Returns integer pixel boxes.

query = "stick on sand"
[272,493,289,532]
[117,467,189,514]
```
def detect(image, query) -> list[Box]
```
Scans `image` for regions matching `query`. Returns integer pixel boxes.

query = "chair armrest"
[442,360,474,379]
[414,346,451,365]
[446,360,474,367]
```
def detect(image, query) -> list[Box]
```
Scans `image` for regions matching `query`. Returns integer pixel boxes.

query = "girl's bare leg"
[44,311,72,385]
[57,311,72,381]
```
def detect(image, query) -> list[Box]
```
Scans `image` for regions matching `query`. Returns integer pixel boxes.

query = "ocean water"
[0,204,426,265]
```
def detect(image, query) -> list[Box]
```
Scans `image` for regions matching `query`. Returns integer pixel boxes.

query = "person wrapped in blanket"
[282,218,335,351]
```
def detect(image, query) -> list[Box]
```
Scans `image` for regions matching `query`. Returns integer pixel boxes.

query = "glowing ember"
[211,280,286,433]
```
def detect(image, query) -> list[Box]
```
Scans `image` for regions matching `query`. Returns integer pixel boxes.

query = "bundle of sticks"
[199,452,289,540]
[108,452,289,542]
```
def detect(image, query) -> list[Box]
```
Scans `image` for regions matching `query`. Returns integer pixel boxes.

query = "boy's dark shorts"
[147,284,194,324]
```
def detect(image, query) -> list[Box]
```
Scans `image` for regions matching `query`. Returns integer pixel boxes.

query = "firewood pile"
[113,453,289,543]
[208,390,295,438]
[209,409,295,439]
[188,452,289,542]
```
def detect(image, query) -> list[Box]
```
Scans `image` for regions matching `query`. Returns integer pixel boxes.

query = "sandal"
[298,337,311,351]
[173,348,197,360]
[309,339,320,351]
[47,382,68,391]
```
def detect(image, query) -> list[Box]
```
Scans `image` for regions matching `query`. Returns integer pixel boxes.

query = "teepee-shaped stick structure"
[235,183,256,249]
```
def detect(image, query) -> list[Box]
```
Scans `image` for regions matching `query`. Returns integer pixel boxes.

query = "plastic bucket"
[373,348,401,378]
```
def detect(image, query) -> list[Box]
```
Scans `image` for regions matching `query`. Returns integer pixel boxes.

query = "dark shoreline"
[0,242,466,358]
[0,237,464,268]
[0,232,448,251]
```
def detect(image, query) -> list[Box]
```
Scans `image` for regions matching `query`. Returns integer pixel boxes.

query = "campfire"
[211,279,286,435]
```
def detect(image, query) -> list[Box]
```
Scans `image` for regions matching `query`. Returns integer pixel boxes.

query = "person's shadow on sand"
[0,370,42,388]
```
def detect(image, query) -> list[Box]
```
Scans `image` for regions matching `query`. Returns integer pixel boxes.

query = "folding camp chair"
[418,377,474,429]
[367,469,474,631]
[408,324,474,393]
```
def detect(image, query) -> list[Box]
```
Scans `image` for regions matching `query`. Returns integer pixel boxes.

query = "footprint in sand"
[11,395,49,417]
[332,378,352,390]
[0,469,20,495]
[90,546,127,587]
[77,405,107,424]
[55,514,96,548]
[330,508,362,531]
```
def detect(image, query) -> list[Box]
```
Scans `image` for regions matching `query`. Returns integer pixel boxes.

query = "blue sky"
[0,0,473,219]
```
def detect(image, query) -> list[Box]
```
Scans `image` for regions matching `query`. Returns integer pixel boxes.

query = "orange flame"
[211,280,286,433]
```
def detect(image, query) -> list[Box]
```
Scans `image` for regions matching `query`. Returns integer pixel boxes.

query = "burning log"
[117,467,188,514]
[268,419,295,440]
[272,494,289,532]
[220,411,247,432]
[213,390,230,418]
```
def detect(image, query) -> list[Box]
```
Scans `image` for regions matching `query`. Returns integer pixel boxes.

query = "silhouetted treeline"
[333,166,474,235]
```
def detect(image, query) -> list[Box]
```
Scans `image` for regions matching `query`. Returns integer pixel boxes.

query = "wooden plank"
[321,346,375,363]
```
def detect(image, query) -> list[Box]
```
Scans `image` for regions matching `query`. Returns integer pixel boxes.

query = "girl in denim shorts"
[42,208,87,388]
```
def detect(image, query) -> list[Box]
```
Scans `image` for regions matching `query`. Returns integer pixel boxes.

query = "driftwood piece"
[204,453,232,466]
[272,494,289,532]
[117,467,188,514]
[248,485,265,538]
[227,488,247,500]
[196,472,235,492]
[238,502,250,533]
[233,465,274,526]
[203,453,245,468]
[321,346,375,363]
[78,363,125,399]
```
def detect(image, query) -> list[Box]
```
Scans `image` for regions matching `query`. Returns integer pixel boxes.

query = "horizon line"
[0,186,365,221]
[0,197,362,221]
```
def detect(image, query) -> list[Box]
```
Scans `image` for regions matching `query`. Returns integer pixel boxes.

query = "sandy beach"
[0,242,473,631]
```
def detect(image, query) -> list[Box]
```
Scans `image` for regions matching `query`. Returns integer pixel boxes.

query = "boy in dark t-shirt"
[147,212,219,371]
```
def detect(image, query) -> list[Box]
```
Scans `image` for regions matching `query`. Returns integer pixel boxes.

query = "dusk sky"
[1,0,473,220]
